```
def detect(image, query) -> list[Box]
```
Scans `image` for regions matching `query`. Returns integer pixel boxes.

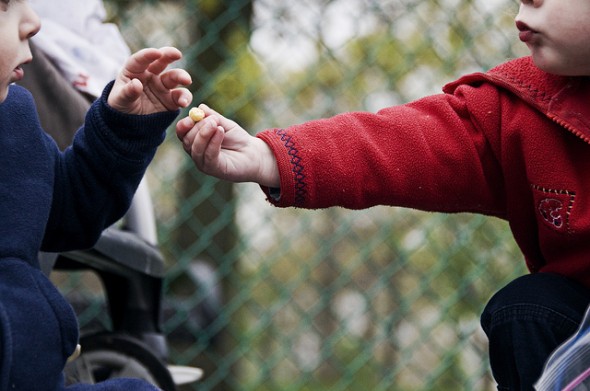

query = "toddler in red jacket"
[177,0,590,389]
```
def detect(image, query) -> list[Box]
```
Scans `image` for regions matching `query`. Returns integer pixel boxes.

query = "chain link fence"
[54,0,531,389]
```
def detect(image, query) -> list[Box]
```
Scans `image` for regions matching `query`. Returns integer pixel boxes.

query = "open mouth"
[12,57,31,82]
[516,21,537,43]
[12,66,24,82]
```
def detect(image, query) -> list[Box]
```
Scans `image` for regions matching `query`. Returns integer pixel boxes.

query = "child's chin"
[530,53,585,76]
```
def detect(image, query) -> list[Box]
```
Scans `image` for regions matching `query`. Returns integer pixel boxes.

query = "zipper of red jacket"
[549,114,590,145]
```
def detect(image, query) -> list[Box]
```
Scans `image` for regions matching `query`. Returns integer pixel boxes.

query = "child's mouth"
[12,66,24,82]
[516,21,537,43]
[519,30,534,43]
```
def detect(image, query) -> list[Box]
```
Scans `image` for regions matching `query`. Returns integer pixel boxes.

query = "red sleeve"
[256,83,506,217]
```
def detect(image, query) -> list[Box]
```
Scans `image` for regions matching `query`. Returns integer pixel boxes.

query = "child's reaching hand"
[176,104,280,188]
[108,47,192,115]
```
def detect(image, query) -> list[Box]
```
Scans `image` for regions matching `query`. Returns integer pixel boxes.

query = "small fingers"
[176,107,229,169]
[198,103,219,116]
[108,78,144,112]
[146,46,183,75]
[159,68,192,90]
[171,88,192,108]
[123,48,162,76]
[198,104,240,132]
[176,115,197,135]
[192,124,225,171]
[123,47,182,79]
[176,115,216,152]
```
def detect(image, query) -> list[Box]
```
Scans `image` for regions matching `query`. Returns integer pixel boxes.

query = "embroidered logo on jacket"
[531,185,575,233]
[538,198,564,228]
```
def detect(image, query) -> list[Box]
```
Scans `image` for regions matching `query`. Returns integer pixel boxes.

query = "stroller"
[41,180,202,390]
[22,43,204,390]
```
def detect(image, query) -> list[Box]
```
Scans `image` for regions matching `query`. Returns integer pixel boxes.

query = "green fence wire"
[53,0,530,389]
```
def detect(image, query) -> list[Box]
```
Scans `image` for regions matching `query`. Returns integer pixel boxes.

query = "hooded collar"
[444,56,590,144]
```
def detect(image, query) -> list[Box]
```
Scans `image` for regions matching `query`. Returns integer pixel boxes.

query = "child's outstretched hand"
[176,104,279,188]
[108,47,192,115]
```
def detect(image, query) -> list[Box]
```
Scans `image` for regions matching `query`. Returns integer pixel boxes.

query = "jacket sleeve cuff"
[91,81,178,159]
[256,129,302,207]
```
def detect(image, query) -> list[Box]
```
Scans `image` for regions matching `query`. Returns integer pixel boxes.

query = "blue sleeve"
[41,82,178,251]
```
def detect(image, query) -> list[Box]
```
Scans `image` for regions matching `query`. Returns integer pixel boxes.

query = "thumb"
[109,79,143,113]
[199,104,238,132]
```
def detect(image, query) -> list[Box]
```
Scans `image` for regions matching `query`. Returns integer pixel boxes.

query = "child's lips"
[516,21,537,43]
[12,66,24,82]
[12,57,31,82]
[519,30,535,42]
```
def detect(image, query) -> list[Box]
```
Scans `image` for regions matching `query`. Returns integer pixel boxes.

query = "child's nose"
[22,3,42,39]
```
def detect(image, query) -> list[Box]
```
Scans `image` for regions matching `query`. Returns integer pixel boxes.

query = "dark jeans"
[481,273,590,391]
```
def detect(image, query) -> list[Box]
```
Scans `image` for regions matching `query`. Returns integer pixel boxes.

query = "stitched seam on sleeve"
[275,129,307,205]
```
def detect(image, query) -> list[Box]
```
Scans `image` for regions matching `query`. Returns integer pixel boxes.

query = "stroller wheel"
[64,333,176,391]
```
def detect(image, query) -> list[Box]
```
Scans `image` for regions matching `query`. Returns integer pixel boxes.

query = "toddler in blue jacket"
[0,1,192,390]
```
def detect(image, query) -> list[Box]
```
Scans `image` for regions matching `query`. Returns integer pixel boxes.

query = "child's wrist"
[255,138,280,188]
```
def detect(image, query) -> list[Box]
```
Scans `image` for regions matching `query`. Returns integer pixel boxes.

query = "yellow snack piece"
[189,107,205,122]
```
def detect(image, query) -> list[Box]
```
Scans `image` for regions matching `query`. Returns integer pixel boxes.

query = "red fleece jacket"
[257,56,590,287]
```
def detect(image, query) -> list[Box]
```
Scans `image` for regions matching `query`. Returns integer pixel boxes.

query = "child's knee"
[481,272,590,335]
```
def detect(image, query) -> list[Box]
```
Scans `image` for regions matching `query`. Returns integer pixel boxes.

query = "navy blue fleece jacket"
[0,83,174,390]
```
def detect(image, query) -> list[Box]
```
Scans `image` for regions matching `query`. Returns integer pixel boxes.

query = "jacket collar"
[443,56,590,143]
